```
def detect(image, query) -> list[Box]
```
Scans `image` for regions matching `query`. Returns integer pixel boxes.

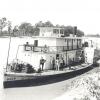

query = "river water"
[3,79,72,100]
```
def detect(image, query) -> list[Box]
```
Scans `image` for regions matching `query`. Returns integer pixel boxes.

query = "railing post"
[72,39,73,50]
[67,39,69,50]
[63,46,64,51]
[77,39,79,49]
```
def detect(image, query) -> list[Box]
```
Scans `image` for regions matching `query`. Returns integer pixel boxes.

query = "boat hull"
[4,65,93,88]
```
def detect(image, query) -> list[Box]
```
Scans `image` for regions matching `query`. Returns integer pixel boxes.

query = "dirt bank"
[55,67,100,100]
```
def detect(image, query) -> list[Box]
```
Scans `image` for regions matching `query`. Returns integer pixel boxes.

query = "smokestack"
[73,26,77,36]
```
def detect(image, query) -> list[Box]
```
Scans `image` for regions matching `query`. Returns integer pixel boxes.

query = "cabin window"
[53,29,59,34]
[34,40,38,47]
[24,45,32,51]
[60,29,63,34]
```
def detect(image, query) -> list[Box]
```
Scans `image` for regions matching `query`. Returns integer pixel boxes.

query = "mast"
[6,22,12,72]
[15,45,20,59]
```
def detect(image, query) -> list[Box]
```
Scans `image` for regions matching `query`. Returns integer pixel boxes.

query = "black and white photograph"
[0,0,100,100]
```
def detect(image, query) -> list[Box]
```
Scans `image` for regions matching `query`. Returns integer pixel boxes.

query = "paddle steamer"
[4,26,95,88]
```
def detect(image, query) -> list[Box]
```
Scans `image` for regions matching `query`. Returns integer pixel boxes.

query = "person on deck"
[60,57,65,70]
[55,58,60,71]
[40,57,46,71]
[51,57,55,70]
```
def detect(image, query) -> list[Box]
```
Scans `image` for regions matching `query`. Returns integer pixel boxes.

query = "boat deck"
[5,63,92,76]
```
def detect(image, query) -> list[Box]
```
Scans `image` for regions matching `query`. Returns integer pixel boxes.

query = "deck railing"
[24,45,82,53]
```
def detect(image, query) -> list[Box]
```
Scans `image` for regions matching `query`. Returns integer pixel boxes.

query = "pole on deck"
[6,22,12,72]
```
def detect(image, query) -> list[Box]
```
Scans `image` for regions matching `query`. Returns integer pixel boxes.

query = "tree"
[13,25,19,32]
[63,26,74,36]
[0,17,7,33]
[56,24,61,27]
[7,21,12,34]
[32,27,40,36]
[86,34,100,37]
[35,21,44,27]
[12,25,19,36]
[44,21,53,27]
[35,21,54,27]
[63,26,84,37]
[19,22,34,35]
[77,29,84,37]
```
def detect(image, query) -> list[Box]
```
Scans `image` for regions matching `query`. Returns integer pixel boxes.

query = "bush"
[26,64,36,73]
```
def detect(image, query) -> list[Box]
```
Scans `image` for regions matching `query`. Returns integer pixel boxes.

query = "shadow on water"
[4,66,93,88]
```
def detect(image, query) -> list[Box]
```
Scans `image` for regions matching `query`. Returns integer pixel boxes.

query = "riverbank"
[54,66,100,100]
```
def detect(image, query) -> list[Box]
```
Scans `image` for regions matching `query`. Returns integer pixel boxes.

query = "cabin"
[16,27,84,70]
[83,38,96,64]
[39,27,64,37]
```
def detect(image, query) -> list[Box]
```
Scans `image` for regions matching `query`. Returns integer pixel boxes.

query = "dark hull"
[4,65,93,88]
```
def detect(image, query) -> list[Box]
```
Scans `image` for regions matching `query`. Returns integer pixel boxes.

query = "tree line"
[86,34,100,37]
[0,18,84,37]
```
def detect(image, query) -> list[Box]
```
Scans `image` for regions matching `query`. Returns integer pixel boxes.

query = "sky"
[0,0,100,35]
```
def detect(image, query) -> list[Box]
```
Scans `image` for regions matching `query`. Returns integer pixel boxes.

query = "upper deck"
[20,36,83,53]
